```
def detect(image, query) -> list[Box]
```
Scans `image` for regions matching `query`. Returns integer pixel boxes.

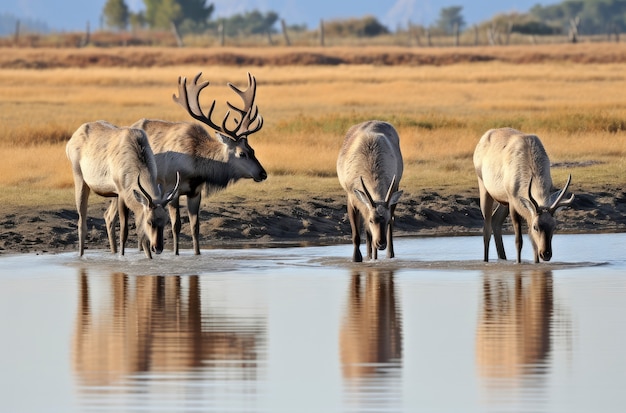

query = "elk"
[473,127,574,263]
[66,121,179,258]
[337,121,404,262]
[128,72,267,255]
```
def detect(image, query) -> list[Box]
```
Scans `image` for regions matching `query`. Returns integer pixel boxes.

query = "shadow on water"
[340,269,402,377]
[475,267,572,405]
[2,234,624,412]
[339,268,403,410]
[72,269,266,389]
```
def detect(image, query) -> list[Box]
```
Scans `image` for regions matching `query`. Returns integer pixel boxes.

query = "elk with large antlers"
[337,121,404,262]
[66,121,179,258]
[473,127,574,263]
[129,72,267,254]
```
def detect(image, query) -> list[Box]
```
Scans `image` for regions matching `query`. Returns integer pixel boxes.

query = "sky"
[4,0,559,32]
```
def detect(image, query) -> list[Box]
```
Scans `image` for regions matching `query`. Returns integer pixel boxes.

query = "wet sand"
[2,186,624,255]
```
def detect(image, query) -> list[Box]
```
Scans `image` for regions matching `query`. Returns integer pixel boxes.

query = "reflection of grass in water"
[1,60,625,207]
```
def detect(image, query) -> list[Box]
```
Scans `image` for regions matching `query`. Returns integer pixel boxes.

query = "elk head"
[354,176,403,251]
[133,172,180,257]
[520,174,574,262]
[173,72,267,182]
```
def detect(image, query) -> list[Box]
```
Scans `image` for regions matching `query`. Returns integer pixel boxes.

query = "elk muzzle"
[539,249,552,261]
[372,223,388,251]
[254,168,268,182]
[151,229,164,255]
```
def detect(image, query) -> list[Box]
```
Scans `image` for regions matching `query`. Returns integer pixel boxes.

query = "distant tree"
[142,0,213,32]
[530,0,626,35]
[143,0,182,29]
[179,0,214,24]
[562,0,584,20]
[435,6,465,34]
[324,16,389,37]
[103,0,129,30]
[511,19,560,35]
[216,10,279,37]
[129,11,146,31]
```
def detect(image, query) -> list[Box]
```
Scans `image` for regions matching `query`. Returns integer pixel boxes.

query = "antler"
[527,175,575,214]
[172,72,263,141]
[225,72,264,138]
[172,72,222,131]
[549,174,574,213]
[527,177,541,213]
[359,177,376,207]
[164,172,181,204]
[384,175,397,205]
[137,174,154,207]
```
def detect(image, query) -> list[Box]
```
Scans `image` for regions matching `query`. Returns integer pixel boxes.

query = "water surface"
[0,233,625,413]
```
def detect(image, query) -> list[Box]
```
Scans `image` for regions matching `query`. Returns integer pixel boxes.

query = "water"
[0,233,625,413]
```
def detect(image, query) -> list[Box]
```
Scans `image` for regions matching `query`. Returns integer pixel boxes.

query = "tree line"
[102,0,626,40]
[3,0,624,44]
[430,1,626,40]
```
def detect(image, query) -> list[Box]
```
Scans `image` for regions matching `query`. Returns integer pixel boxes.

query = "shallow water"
[0,233,625,413]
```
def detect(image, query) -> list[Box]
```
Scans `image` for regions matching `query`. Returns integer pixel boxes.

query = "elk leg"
[387,207,397,259]
[187,194,202,255]
[348,199,362,262]
[492,203,509,260]
[478,184,494,262]
[141,236,152,259]
[168,199,181,255]
[510,207,524,263]
[118,198,129,256]
[104,199,118,254]
[74,180,90,257]
[528,228,540,263]
[366,230,375,260]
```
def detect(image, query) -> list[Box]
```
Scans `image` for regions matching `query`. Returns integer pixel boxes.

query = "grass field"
[1,45,625,208]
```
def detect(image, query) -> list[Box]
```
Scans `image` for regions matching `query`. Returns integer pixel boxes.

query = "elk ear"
[133,189,150,207]
[549,188,574,214]
[519,197,537,215]
[388,190,403,206]
[354,189,373,210]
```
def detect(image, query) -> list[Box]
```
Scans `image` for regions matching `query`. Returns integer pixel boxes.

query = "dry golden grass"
[1,48,625,207]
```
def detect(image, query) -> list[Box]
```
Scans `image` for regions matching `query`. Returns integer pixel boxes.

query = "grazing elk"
[473,127,574,263]
[66,121,179,258]
[337,121,404,262]
[128,72,267,255]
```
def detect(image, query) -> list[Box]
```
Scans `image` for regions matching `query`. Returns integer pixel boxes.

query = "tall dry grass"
[1,59,624,206]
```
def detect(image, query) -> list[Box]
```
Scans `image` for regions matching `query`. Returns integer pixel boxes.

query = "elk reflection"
[475,269,553,380]
[72,270,262,385]
[340,269,402,377]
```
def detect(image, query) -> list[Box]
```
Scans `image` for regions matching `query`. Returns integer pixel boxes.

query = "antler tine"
[137,174,154,207]
[549,174,574,213]
[172,72,223,133]
[359,176,376,207]
[227,72,256,113]
[385,175,397,204]
[527,177,541,213]
[229,105,263,137]
[224,72,263,139]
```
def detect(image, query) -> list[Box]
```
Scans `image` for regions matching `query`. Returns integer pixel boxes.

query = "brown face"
[141,205,170,255]
[366,204,392,251]
[529,210,557,261]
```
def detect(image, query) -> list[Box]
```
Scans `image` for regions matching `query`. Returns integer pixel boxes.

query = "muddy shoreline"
[2,187,624,255]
